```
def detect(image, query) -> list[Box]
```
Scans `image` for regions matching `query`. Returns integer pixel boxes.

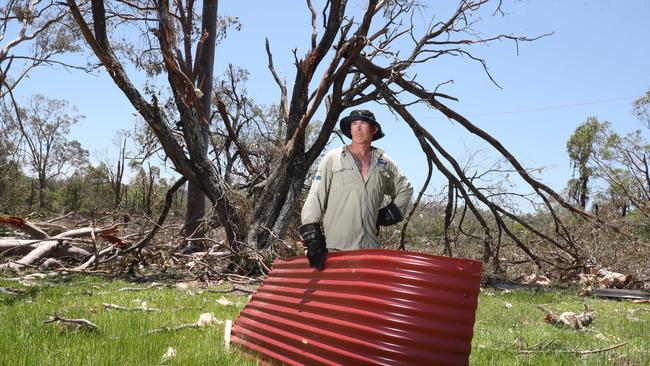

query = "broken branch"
[43,314,99,332]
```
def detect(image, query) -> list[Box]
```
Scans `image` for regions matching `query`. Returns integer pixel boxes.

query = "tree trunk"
[185,181,206,240]
[38,176,46,209]
[247,149,308,249]
[579,176,588,210]
[112,138,126,209]
[183,0,218,250]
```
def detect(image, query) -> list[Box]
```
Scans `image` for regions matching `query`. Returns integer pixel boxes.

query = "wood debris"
[43,313,99,332]
[580,266,632,289]
[522,273,551,286]
[538,304,596,331]
[196,312,223,327]
[160,347,177,364]
[102,302,160,312]
[216,296,233,306]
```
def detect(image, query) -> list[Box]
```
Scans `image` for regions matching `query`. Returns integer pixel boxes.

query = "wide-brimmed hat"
[340,109,385,141]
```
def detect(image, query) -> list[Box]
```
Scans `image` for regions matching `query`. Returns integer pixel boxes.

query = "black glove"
[377,202,403,226]
[298,223,328,271]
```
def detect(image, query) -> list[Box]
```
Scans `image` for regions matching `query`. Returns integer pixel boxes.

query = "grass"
[471,288,649,365]
[0,274,256,366]
[1,276,648,365]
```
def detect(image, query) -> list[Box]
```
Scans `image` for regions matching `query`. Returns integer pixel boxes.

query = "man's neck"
[347,143,372,157]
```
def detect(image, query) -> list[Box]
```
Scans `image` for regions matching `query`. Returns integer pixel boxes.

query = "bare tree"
[6,94,88,208]
[108,135,127,210]
[65,0,621,272]
[66,0,246,248]
[211,65,283,188]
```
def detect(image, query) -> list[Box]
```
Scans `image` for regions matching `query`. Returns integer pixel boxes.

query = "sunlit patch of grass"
[471,288,650,365]
[2,276,648,365]
[0,275,257,365]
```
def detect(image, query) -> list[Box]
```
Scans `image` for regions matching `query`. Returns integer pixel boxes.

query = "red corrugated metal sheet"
[231,249,483,366]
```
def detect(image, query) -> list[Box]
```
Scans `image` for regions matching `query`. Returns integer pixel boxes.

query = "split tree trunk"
[183,0,218,250]
[247,151,309,249]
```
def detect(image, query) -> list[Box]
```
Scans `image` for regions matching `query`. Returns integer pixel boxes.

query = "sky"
[12,0,650,202]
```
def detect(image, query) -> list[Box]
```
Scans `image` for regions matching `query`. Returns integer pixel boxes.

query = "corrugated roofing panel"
[232,249,483,366]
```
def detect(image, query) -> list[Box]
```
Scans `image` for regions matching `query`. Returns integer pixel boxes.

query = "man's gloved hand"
[377,201,403,226]
[298,223,328,271]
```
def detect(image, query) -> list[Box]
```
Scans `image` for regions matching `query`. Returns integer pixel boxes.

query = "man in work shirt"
[299,109,414,270]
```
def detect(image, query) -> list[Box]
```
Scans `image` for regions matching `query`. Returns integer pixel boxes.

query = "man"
[299,109,414,270]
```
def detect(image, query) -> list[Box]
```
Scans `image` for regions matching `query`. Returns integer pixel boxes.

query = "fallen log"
[53,225,119,239]
[0,238,90,258]
[0,239,44,256]
[2,240,60,271]
[1,219,120,271]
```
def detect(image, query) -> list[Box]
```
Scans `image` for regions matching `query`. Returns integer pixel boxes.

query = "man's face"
[350,120,378,144]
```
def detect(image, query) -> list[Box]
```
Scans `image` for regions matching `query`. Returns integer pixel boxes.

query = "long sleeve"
[380,152,413,217]
[301,152,333,225]
[391,163,413,217]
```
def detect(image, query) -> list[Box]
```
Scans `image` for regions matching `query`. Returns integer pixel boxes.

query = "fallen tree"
[0,215,117,271]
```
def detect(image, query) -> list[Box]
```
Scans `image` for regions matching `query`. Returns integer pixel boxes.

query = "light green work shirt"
[301,146,413,251]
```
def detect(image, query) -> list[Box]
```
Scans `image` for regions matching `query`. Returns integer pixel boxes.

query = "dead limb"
[0,286,25,296]
[202,283,256,295]
[223,273,264,284]
[70,177,186,271]
[1,217,120,272]
[142,313,222,335]
[103,303,160,312]
[74,245,115,271]
[53,225,119,239]
[43,314,99,332]
[53,245,91,258]
[517,341,629,355]
[1,240,60,271]
[124,176,187,254]
[0,238,90,258]
[142,323,200,335]
[97,283,165,294]
[38,258,64,271]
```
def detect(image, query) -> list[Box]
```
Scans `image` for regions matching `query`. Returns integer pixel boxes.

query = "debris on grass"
[159,347,176,364]
[629,299,649,304]
[538,304,596,331]
[43,313,99,332]
[523,273,551,286]
[216,296,233,306]
[142,312,224,335]
[102,302,160,312]
[580,267,632,289]
[196,312,223,327]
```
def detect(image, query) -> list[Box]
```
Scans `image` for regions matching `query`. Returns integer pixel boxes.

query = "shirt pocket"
[332,160,356,186]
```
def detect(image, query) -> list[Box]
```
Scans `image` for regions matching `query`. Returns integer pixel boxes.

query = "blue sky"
[13,1,650,199]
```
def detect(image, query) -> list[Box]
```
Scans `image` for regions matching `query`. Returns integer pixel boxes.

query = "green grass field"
[1,275,648,365]
[471,288,649,365]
